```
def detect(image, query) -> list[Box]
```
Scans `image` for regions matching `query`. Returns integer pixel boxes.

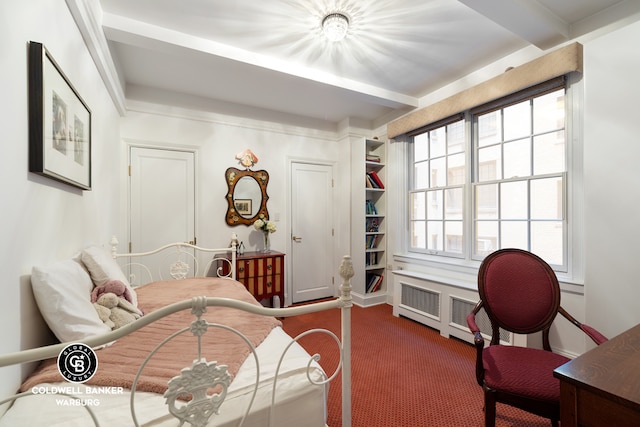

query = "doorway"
[128,146,196,282]
[290,161,334,303]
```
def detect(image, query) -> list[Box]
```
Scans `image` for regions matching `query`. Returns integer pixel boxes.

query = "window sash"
[407,78,568,270]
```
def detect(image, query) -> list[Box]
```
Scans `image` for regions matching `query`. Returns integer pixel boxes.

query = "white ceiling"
[98,0,632,130]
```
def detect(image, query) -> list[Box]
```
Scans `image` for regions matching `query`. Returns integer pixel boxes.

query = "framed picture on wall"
[234,199,252,216]
[28,41,92,190]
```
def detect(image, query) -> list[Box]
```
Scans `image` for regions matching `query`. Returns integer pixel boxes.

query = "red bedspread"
[21,278,281,395]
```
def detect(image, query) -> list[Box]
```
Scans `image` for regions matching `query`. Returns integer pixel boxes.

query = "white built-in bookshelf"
[351,138,387,306]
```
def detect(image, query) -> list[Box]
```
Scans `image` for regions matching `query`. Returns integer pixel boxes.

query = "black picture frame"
[29,41,92,190]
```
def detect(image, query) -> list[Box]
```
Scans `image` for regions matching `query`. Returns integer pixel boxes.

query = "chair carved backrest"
[478,249,560,347]
[468,248,607,427]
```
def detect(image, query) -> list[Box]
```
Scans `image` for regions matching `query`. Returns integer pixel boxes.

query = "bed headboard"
[110,237,237,287]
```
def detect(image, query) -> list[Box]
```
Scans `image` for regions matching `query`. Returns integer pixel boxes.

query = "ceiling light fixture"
[322,12,349,42]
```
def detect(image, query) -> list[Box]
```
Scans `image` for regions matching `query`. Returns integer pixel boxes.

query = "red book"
[369,171,384,189]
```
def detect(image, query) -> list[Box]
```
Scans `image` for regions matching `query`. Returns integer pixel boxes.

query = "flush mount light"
[322,12,349,42]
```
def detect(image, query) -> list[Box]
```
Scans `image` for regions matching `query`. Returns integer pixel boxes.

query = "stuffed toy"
[93,303,116,329]
[91,279,135,305]
[93,292,143,330]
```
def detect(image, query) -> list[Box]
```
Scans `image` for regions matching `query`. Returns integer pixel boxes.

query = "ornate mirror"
[225,167,269,226]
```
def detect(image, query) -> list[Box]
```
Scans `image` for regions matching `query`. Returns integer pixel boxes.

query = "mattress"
[0,327,327,427]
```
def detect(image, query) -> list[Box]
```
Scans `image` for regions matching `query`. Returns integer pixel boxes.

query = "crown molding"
[65,0,126,116]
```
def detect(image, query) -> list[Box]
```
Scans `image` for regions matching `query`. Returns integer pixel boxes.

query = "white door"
[291,161,334,303]
[129,146,195,283]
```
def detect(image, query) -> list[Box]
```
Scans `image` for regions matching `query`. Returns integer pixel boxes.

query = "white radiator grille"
[400,283,440,318]
[450,297,511,343]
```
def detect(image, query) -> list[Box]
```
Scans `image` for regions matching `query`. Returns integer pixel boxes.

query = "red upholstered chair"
[467,249,607,427]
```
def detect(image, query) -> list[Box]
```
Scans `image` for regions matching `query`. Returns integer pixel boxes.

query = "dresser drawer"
[237,256,282,279]
[244,274,282,299]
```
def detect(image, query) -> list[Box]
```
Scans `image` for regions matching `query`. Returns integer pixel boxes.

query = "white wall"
[0,0,122,399]
[583,20,640,340]
[119,103,357,303]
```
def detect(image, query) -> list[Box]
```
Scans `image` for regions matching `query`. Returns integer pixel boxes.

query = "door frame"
[123,139,199,254]
[286,157,337,305]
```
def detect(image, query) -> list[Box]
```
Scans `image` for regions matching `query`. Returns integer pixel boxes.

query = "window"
[410,119,466,256]
[408,78,568,271]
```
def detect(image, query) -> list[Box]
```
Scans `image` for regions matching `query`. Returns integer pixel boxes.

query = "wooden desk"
[553,323,640,426]
[219,251,284,306]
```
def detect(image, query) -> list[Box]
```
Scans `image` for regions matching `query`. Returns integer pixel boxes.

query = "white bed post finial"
[110,236,119,259]
[338,255,354,304]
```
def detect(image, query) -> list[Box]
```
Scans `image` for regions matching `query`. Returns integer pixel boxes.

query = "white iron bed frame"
[0,239,353,427]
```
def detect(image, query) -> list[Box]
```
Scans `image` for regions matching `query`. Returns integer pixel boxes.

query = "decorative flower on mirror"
[253,214,276,252]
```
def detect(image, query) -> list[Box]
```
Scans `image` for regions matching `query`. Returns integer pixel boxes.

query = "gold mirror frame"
[225,167,269,226]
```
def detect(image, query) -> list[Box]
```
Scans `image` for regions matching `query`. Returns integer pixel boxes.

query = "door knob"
[292,235,302,242]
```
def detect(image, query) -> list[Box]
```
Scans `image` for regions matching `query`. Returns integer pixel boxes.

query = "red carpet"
[282,303,552,427]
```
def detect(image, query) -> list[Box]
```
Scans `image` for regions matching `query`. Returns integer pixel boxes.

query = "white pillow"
[31,258,111,343]
[81,245,138,307]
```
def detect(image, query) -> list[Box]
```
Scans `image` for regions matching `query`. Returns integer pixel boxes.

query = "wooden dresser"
[220,251,284,306]
[553,323,640,426]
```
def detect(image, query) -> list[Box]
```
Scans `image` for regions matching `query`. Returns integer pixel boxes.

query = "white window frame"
[397,73,584,285]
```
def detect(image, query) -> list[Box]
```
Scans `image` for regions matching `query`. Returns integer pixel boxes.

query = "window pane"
[427,190,443,219]
[414,161,429,189]
[475,221,498,256]
[534,89,564,134]
[478,111,500,147]
[448,120,465,154]
[478,145,501,181]
[445,188,463,219]
[448,153,465,185]
[534,131,565,175]
[427,221,443,251]
[501,221,528,249]
[531,177,563,219]
[500,181,528,219]
[503,100,531,141]
[430,157,446,188]
[445,221,463,254]
[411,192,425,220]
[411,221,425,249]
[503,138,531,179]
[430,127,446,157]
[414,133,428,162]
[475,183,498,219]
[531,221,563,265]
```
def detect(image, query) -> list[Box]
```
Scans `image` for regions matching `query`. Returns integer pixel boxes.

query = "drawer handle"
[238,267,244,273]
[267,281,272,288]
[267,265,272,271]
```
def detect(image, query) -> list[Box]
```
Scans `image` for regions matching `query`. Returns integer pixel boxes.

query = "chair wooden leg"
[484,390,497,427]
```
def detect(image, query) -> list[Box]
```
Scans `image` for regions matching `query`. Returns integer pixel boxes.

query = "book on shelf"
[365,251,380,266]
[366,273,384,293]
[365,199,378,215]
[366,217,380,232]
[366,154,381,162]
[365,174,373,188]
[365,173,380,189]
[367,171,384,189]
[366,234,381,249]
